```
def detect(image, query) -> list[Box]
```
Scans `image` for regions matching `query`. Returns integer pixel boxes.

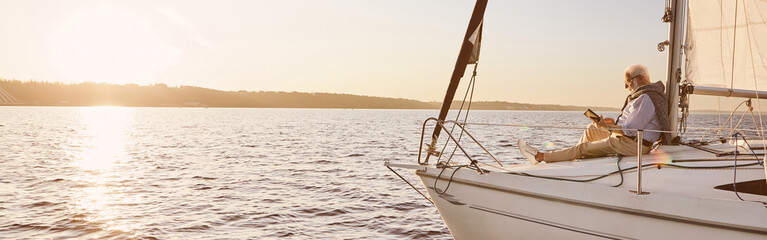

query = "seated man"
[518,64,671,164]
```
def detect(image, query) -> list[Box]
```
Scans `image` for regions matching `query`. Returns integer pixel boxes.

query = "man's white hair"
[625,64,650,81]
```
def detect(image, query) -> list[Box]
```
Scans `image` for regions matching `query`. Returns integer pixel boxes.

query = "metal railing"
[416,118,767,196]
[416,118,691,194]
[417,118,502,171]
[634,130,647,195]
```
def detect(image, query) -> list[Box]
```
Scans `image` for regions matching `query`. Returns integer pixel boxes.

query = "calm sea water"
[0,107,748,239]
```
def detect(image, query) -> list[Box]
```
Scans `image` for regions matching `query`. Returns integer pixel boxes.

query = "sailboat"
[386,0,767,239]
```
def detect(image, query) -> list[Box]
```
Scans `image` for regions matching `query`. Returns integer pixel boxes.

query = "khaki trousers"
[543,123,651,163]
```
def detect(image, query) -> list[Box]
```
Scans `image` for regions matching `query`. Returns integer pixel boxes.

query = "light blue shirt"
[617,94,662,142]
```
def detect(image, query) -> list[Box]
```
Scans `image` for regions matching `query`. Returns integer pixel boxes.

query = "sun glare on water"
[69,106,141,234]
[74,106,132,170]
[52,5,180,85]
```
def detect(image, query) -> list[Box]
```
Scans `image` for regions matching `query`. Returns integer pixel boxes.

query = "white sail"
[685,0,767,91]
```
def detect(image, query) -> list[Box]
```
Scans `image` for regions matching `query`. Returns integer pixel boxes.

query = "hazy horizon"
[0,1,669,106]
[2,0,766,111]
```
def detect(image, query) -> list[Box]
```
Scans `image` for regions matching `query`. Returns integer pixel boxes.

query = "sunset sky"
[1,0,682,108]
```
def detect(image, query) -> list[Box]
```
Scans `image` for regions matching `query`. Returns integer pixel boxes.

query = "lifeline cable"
[507,161,763,184]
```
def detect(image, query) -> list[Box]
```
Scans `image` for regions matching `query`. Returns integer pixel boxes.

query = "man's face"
[624,74,639,92]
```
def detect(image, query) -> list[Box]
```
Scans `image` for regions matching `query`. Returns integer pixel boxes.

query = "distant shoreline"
[0,105,618,111]
[0,104,737,114]
[0,79,620,111]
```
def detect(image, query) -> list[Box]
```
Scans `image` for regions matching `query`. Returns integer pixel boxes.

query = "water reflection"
[75,107,132,171]
[70,107,136,235]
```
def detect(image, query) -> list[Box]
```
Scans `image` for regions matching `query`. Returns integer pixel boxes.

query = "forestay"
[685,0,767,91]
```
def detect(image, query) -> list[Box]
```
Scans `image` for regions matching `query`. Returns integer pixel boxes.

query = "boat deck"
[482,143,767,202]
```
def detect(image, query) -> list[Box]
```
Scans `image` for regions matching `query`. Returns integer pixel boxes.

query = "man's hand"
[596,116,624,134]
[595,115,615,129]
[594,115,608,128]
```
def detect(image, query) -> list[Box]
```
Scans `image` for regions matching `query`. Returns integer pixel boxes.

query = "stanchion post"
[636,130,643,195]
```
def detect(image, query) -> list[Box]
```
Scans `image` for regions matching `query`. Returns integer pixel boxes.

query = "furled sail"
[685,0,767,93]
[467,21,483,64]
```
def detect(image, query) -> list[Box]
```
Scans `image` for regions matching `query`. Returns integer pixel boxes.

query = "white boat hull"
[413,151,767,239]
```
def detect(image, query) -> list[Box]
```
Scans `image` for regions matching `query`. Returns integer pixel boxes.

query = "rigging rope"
[742,0,767,158]
[732,133,766,203]
[727,101,751,137]
[434,166,464,195]
[699,99,757,142]
[679,81,692,134]
[662,0,673,22]
[719,97,723,130]
[432,63,480,195]
[730,0,740,91]
[437,63,478,166]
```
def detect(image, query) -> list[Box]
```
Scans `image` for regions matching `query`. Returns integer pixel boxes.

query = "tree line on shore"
[0,79,617,111]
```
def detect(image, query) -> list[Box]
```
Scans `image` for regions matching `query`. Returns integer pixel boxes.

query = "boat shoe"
[517,139,539,164]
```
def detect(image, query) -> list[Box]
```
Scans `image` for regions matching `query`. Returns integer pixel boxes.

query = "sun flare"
[52,5,180,85]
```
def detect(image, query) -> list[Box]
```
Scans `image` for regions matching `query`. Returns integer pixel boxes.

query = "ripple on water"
[386,201,423,212]
[191,176,217,180]
[176,224,211,232]
[2,108,495,239]
[1,223,52,233]
[315,208,349,217]
[315,159,335,164]
[24,201,62,208]
[220,214,249,222]
[261,198,282,203]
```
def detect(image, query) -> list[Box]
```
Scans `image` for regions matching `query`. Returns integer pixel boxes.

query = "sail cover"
[685,0,767,91]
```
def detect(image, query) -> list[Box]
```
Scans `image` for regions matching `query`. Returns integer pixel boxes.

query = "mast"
[425,0,488,163]
[664,0,686,143]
